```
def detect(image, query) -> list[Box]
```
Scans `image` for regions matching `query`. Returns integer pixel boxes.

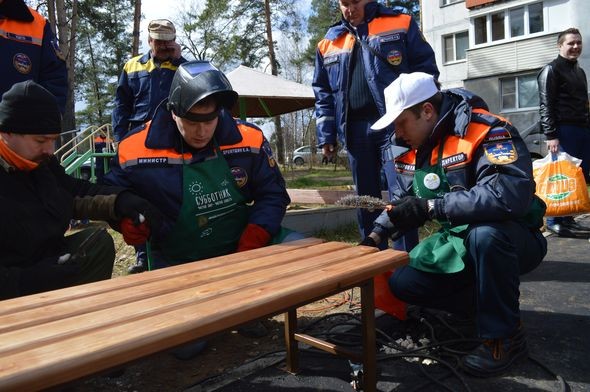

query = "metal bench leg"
[361,280,377,392]
[284,308,299,374]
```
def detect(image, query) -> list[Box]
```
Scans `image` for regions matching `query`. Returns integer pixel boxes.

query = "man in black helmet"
[104,61,294,345]
[0,80,163,300]
[104,61,292,268]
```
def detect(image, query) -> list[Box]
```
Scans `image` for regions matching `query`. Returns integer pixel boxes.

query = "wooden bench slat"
[0,241,352,334]
[0,244,380,352]
[0,250,406,391]
[0,237,325,316]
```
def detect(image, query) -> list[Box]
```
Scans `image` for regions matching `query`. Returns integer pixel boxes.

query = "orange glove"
[120,217,151,246]
[236,223,271,252]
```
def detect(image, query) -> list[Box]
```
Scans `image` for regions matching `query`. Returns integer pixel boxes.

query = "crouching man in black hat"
[0,80,163,300]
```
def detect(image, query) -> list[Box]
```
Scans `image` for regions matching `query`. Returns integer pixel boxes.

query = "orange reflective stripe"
[397,110,508,169]
[0,9,45,46]
[317,34,355,57]
[431,124,489,167]
[368,14,411,36]
[118,122,191,168]
[220,124,264,152]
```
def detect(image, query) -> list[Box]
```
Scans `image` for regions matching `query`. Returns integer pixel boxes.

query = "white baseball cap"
[371,72,439,130]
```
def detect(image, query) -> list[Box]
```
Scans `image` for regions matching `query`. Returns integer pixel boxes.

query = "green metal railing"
[56,124,116,182]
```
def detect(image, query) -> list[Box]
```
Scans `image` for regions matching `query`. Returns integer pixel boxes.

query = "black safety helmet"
[167,60,238,119]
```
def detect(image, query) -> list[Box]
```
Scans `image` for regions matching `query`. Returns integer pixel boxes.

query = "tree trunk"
[55,0,76,135]
[46,0,56,34]
[132,0,141,56]
[264,0,285,164]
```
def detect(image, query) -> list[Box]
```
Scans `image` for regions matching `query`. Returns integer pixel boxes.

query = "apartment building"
[421,0,590,132]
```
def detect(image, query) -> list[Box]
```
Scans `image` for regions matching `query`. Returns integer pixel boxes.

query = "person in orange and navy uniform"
[0,80,163,300]
[104,61,297,346]
[112,19,186,143]
[313,0,438,252]
[93,133,113,184]
[0,0,67,112]
[105,61,294,268]
[366,73,547,377]
[112,19,186,273]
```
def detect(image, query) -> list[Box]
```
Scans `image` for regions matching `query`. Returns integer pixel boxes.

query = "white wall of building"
[422,0,590,86]
[422,0,469,88]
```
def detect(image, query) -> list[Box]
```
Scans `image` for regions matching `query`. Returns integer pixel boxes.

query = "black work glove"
[19,256,80,296]
[114,191,163,232]
[386,196,430,232]
[358,236,378,247]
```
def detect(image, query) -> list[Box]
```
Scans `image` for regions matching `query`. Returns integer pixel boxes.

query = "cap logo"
[13,53,32,74]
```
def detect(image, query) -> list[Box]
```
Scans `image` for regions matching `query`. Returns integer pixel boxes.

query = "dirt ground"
[68,226,362,392]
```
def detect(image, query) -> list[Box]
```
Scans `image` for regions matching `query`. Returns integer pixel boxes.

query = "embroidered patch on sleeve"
[483,141,518,164]
[484,127,512,143]
[51,39,66,62]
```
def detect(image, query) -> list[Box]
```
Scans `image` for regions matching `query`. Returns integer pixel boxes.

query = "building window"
[474,16,487,45]
[529,2,544,33]
[443,31,469,63]
[472,2,544,45]
[441,0,463,5]
[501,74,540,110]
[510,7,525,37]
[491,12,505,41]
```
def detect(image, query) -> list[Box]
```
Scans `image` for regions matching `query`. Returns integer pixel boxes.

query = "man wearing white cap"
[113,18,186,273]
[365,72,547,377]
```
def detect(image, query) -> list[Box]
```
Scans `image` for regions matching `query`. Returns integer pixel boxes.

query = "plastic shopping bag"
[533,152,590,216]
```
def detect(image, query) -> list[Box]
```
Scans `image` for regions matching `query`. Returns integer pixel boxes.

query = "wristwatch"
[427,199,436,220]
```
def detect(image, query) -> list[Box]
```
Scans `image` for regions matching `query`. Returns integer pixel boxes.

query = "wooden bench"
[0,238,408,392]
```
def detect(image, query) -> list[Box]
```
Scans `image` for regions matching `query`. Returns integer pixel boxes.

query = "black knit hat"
[0,81,62,134]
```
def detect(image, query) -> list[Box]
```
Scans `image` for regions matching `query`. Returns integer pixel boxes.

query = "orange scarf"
[0,138,39,171]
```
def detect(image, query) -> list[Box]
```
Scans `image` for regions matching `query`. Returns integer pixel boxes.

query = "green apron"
[155,144,249,265]
[409,141,468,274]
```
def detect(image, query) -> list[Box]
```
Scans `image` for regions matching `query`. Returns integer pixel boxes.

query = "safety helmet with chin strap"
[167,60,238,120]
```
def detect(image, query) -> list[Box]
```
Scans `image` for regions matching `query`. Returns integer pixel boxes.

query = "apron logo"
[13,53,32,74]
[200,227,213,237]
[188,180,203,196]
[231,167,248,188]
[387,50,402,66]
[423,173,441,190]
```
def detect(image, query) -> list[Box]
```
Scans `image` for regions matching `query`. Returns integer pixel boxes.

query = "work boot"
[561,217,590,233]
[462,326,528,377]
[237,320,268,338]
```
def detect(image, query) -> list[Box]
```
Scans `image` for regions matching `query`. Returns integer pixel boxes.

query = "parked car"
[520,121,546,159]
[290,145,348,166]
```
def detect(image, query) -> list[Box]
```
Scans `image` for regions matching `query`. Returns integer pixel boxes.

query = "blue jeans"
[389,221,547,338]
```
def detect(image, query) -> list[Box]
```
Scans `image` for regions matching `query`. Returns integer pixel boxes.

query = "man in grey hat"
[112,18,186,273]
[0,80,163,300]
[113,19,186,143]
